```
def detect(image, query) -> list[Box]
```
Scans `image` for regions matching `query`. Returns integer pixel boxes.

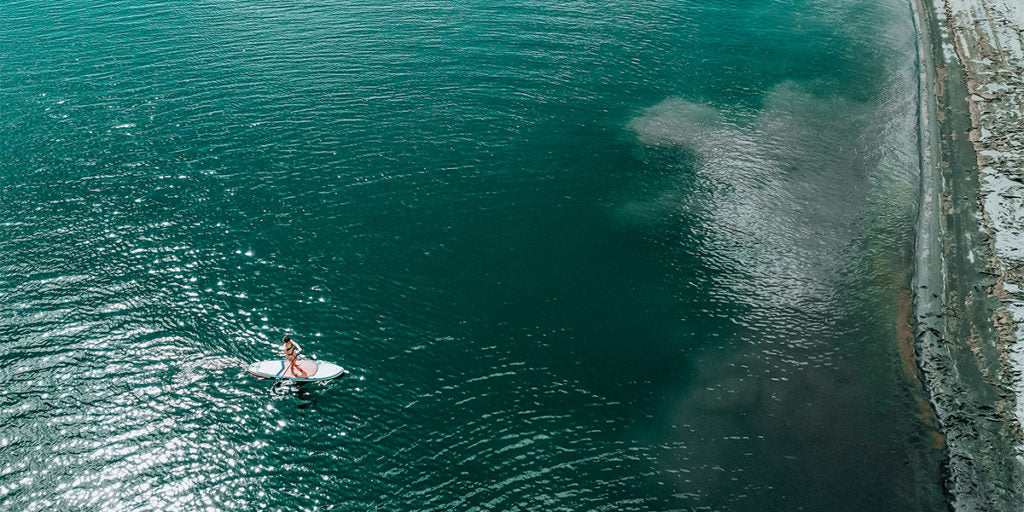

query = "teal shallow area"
[1,0,947,510]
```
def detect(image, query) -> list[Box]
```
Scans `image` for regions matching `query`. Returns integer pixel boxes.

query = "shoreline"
[910,0,1024,508]
[941,0,1024,447]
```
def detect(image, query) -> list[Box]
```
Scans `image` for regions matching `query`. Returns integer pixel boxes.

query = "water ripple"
[1,0,942,509]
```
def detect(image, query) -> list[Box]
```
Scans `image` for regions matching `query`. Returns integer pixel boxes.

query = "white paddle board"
[247,359,348,382]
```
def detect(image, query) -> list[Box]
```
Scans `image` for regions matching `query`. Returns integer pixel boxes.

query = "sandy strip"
[941,0,1024,451]
[911,0,1024,509]
[942,0,1024,441]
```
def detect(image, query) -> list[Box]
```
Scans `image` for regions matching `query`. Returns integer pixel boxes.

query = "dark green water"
[1,0,947,510]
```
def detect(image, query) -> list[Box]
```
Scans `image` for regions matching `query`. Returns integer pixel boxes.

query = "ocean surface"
[0,0,948,510]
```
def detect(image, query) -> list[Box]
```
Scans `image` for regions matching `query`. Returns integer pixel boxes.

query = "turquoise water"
[1,0,947,510]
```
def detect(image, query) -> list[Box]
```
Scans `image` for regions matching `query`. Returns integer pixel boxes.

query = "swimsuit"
[283,342,307,376]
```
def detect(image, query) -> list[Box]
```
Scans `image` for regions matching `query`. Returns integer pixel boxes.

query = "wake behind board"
[247,360,348,382]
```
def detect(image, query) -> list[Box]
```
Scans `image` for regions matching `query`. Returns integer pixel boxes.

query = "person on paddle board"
[282,336,308,377]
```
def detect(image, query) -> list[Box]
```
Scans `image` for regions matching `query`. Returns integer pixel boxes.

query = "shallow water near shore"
[1,0,948,509]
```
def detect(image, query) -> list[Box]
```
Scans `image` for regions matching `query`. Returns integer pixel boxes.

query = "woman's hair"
[283,336,292,343]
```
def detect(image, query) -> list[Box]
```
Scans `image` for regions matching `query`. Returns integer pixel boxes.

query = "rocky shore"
[911,0,1024,509]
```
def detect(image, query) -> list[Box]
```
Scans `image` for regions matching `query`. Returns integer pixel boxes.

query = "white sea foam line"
[956,0,1024,457]
[1006,302,1024,457]
[981,164,1024,452]
[941,0,1024,459]
[993,0,1024,61]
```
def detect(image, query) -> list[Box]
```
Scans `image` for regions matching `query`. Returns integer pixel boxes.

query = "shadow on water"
[266,373,350,410]
[271,380,316,409]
